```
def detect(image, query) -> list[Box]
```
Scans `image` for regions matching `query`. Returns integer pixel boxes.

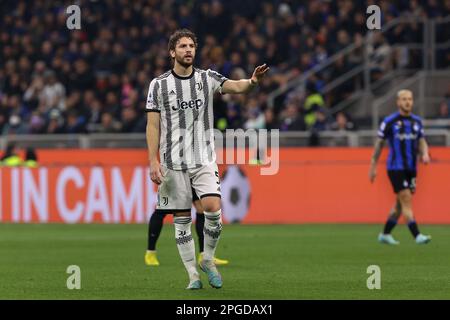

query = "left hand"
[251,64,270,84]
[421,153,430,164]
[369,164,377,183]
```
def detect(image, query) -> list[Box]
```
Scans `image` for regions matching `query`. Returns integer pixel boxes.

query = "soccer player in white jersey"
[146,29,269,289]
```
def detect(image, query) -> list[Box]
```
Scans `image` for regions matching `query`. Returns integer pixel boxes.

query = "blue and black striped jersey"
[378,111,424,171]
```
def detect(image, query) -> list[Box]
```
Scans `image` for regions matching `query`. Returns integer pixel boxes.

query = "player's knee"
[392,210,401,219]
[174,211,191,217]
[193,200,203,213]
[404,210,413,217]
[201,197,221,213]
[395,201,402,213]
[397,190,412,205]
[402,210,414,221]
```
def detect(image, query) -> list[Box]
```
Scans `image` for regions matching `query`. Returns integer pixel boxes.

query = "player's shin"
[383,214,399,234]
[203,209,223,262]
[195,212,205,253]
[174,216,199,281]
[407,219,420,238]
[147,210,166,250]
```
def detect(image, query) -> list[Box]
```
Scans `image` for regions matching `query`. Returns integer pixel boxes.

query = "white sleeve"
[207,69,228,94]
[145,79,161,112]
[377,119,388,139]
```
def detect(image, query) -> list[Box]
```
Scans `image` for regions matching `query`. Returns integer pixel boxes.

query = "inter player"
[369,89,431,245]
[144,188,229,267]
[146,29,269,289]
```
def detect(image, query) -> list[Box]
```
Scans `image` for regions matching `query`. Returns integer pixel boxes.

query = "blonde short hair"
[396,89,413,99]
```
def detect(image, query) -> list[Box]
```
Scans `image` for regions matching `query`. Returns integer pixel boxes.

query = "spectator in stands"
[264,108,278,130]
[41,70,66,113]
[430,100,450,129]
[329,55,354,105]
[0,110,7,133]
[244,98,265,130]
[24,147,38,168]
[0,0,447,134]
[303,82,325,129]
[45,109,65,134]
[368,32,392,82]
[23,75,45,113]
[279,103,305,131]
[224,104,244,130]
[312,108,330,132]
[120,107,141,133]
[437,101,450,119]
[0,143,21,167]
[98,112,121,133]
[446,84,450,109]
[86,98,103,131]
[64,110,86,134]
[330,112,356,131]
[2,97,28,135]
[29,111,47,134]
[309,108,330,147]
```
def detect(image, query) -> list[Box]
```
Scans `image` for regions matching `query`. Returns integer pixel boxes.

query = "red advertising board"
[1,148,449,224]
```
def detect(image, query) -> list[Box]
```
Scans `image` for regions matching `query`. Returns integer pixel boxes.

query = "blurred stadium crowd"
[1,0,449,135]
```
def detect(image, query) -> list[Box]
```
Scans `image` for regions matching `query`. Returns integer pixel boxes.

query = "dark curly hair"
[168,29,198,52]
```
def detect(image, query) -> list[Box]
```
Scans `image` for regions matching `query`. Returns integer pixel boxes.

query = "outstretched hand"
[251,64,270,84]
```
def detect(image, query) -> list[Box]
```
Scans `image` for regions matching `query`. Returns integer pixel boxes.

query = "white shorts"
[156,163,221,212]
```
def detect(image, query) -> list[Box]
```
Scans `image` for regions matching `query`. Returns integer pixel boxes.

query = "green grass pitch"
[1,224,449,299]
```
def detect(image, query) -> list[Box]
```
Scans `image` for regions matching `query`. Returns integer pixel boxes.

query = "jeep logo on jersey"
[172,99,204,111]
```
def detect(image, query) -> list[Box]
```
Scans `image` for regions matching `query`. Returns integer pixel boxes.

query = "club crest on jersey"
[172,98,204,111]
[196,82,203,91]
[158,196,168,207]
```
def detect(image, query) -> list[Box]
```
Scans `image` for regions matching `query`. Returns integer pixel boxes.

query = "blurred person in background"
[303,82,325,129]
[98,112,121,133]
[280,102,305,131]
[1,1,447,134]
[41,70,65,113]
[45,109,65,134]
[437,101,450,119]
[0,143,21,167]
[369,90,431,245]
[243,98,265,130]
[24,147,38,168]
[330,112,356,131]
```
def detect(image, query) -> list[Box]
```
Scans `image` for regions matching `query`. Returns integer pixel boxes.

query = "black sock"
[383,217,398,234]
[147,211,166,250]
[407,220,420,238]
[195,212,205,253]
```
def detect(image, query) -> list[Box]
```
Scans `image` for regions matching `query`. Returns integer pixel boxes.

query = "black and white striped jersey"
[146,68,228,170]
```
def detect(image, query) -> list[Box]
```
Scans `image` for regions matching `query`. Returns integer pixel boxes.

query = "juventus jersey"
[146,68,228,170]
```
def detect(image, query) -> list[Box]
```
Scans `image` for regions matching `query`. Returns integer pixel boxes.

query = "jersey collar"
[171,68,195,80]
